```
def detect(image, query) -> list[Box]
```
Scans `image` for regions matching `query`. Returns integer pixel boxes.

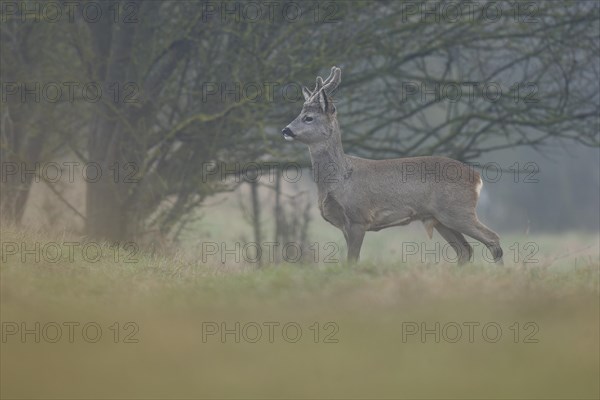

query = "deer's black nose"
[281,127,295,138]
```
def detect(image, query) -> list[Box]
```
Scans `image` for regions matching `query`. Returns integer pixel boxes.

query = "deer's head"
[282,66,341,144]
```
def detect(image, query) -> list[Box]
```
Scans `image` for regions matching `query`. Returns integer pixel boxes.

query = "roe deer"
[282,66,503,265]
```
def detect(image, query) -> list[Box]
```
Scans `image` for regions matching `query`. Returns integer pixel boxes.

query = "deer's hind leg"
[434,223,473,265]
[436,213,503,265]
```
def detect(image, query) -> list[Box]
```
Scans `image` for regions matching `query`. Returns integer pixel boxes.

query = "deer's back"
[343,155,481,213]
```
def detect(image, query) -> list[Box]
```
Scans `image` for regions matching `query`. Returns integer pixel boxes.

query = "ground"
[0,227,598,399]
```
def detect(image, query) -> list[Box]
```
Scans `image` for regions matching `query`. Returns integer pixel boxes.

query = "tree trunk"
[0,94,48,226]
[250,180,262,266]
[85,19,138,241]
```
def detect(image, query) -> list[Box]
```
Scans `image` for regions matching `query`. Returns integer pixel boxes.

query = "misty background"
[1,0,599,255]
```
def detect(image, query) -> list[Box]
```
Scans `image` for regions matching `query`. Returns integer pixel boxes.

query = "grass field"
[1,226,599,399]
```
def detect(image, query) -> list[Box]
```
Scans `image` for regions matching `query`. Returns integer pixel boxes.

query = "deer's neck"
[308,125,351,194]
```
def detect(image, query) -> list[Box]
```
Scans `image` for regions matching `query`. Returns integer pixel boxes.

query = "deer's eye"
[303,116,313,123]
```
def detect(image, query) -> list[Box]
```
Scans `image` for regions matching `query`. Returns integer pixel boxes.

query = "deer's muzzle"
[281,127,296,141]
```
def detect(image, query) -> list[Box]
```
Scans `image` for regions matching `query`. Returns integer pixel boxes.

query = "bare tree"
[2,1,597,241]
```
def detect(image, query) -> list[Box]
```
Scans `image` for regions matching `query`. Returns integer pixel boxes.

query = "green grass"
[1,227,599,399]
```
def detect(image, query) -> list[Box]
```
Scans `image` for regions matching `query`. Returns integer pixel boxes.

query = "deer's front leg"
[343,224,365,263]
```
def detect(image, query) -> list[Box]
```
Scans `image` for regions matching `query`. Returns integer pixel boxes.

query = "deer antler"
[322,66,341,94]
[305,67,341,102]
[306,67,341,98]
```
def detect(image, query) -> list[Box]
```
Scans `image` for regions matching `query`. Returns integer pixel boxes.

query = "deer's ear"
[302,86,312,101]
[318,89,329,113]
[317,89,335,114]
